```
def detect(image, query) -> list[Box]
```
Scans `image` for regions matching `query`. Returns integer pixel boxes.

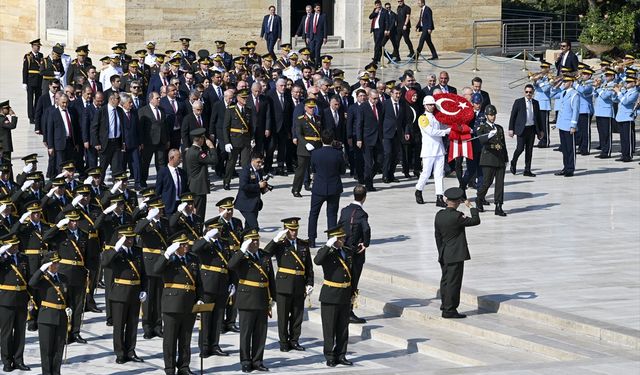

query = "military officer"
[0,164,16,197]
[144,41,158,67]
[263,217,314,352]
[66,45,91,87]
[192,219,232,357]
[0,101,17,162]
[101,225,145,364]
[179,37,197,66]
[184,128,217,217]
[475,105,508,216]
[0,234,31,372]
[13,172,45,214]
[103,172,138,216]
[229,229,276,373]
[575,68,594,155]
[292,99,323,197]
[213,41,233,71]
[314,225,354,367]
[41,178,68,224]
[15,153,39,187]
[551,76,580,177]
[593,69,618,158]
[83,167,108,211]
[43,208,89,344]
[13,200,50,331]
[28,251,70,375]
[223,88,253,190]
[613,76,639,162]
[434,187,480,319]
[0,195,18,237]
[245,41,262,66]
[40,45,65,92]
[169,193,203,241]
[134,197,169,339]
[131,187,155,222]
[155,231,203,375]
[216,197,243,333]
[22,39,44,124]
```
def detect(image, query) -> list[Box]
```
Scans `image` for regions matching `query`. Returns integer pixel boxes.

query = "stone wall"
[70,0,126,55]
[0,0,38,44]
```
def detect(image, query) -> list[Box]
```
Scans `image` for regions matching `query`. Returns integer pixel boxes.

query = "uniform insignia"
[200,152,207,159]
[418,114,430,128]
[297,115,305,119]
[228,105,236,109]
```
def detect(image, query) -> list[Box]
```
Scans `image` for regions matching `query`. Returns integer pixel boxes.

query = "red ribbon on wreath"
[433,93,475,162]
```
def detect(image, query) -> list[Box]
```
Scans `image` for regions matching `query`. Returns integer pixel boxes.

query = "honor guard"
[593,69,618,158]
[12,171,45,213]
[41,178,69,224]
[292,99,323,197]
[475,105,508,216]
[169,193,204,241]
[179,37,197,65]
[533,60,553,147]
[263,217,314,352]
[103,172,138,216]
[156,231,203,375]
[228,229,276,373]
[214,41,233,71]
[0,234,32,372]
[28,251,70,375]
[131,187,155,222]
[0,101,16,162]
[613,77,639,162]
[134,197,169,339]
[313,225,354,367]
[192,219,232,357]
[101,225,146,364]
[551,76,580,177]
[144,41,158,67]
[0,164,17,196]
[83,167,108,210]
[0,195,18,237]
[245,41,262,66]
[575,68,595,155]
[15,153,39,187]
[23,39,44,124]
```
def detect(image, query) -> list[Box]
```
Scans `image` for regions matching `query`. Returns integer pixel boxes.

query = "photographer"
[234,151,269,230]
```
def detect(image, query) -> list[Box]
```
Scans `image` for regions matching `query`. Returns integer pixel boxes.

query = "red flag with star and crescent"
[433,93,475,162]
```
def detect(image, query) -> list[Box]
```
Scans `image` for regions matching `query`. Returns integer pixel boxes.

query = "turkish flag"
[432,93,475,161]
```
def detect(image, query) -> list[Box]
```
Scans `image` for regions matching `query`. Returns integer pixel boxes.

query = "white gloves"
[19,211,31,224]
[164,242,180,259]
[228,284,236,296]
[270,299,275,308]
[139,291,147,302]
[55,172,66,179]
[250,139,256,148]
[196,300,204,305]
[40,262,53,272]
[177,202,188,214]
[71,195,83,207]
[56,217,70,228]
[273,229,288,242]
[0,204,6,213]
[305,143,315,152]
[224,144,233,153]
[305,285,314,296]
[114,236,127,251]
[104,203,118,214]
[65,307,72,317]
[46,188,56,197]
[83,176,93,185]
[444,127,452,134]
[146,207,159,221]
[110,180,123,194]
[203,228,219,241]
[139,201,147,210]
[240,239,252,254]
[22,163,34,174]
[0,244,11,256]
[487,129,497,139]
[22,84,27,90]
[326,236,338,248]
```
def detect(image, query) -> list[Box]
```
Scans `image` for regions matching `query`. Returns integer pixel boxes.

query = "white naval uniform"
[415,111,450,195]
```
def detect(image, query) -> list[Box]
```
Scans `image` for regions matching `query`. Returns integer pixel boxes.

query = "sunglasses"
[525,90,533,94]
[560,45,568,48]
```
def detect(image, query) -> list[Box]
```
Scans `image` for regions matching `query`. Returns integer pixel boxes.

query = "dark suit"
[308,145,345,241]
[381,99,406,180]
[234,165,264,230]
[396,3,415,57]
[180,113,207,148]
[46,107,80,172]
[0,252,30,369]
[266,90,293,172]
[369,8,389,63]
[509,97,542,173]
[474,90,492,112]
[122,109,142,185]
[555,50,579,73]
[338,203,371,296]
[247,94,272,155]
[356,102,383,188]
[91,104,125,178]
[138,104,168,186]
[434,206,480,314]
[155,166,188,214]
[160,97,187,149]
[184,144,217,217]
[416,5,438,58]
[309,13,328,64]
[147,73,170,97]
[34,91,54,135]
[346,102,363,180]
[83,79,103,95]
[383,10,400,61]
[81,102,99,168]
[323,107,346,145]
[261,14,282,56]
[437,84,457,94]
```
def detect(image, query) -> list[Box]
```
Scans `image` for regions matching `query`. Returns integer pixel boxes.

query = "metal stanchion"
[471,48,480,72]
[415,52,420,72]
[521,49,528,71]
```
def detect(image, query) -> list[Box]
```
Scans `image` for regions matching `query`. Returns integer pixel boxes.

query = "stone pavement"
[1,39,639,373]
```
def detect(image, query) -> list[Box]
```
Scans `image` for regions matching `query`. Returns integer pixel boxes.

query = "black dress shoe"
[404,172,411,179]
[73,334,88,344]
[116,357,128,364]
[494,204,507,217]
[442,312,467,319]
[553,147,561,151]
[292,192,302,198]
[563,172,574,177]
[27,322,37,331]
[242,364,253,373]
[390,178,400,183]
[279,344,291,352]
[85,306,102,313]
[554,170,566,176]
[128,354,144,362]
[415,190,425,205]
[228,324,240,333]
[510,163,516,175]
[326,360,337,367]
[382,178,390,183]
[210,347,229,356]
[475,198,484,212]
[106,320,113,327]
[595,154,610,159]
[177,369,196,375]
[3,364,13,372]
[349,312,366,324]
[13,363,30,371]
[435,195,447,208]
[143,332,154,339]
[290,342,305,351]
[366,185,377,192]
[304,184,311,191]
[308,240,316,248]
[154,327,164,338]
[523,171,536,177]
[428,56,439,60]
[616,157,632,162]
[337,357,353,366]
[253,364,269,372]
[580,152,590,155]
[223,183,231,190]
[97,281,106,289]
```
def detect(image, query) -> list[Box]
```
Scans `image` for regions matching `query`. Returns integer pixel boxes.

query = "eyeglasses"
[131,86,139,89]
[560,45,568,48]
[525,90,533,94]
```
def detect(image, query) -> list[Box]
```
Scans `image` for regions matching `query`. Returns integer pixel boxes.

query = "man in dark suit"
[347,89,367,181]
[395,0,414,60]
[415,0,438,60]
[146,64,171,97]
[34,79,59,135]
[180,101,207,148]
[160,84,187,150]
[555,39,579,73]
[261,5,282,57]
[184,128,217,217]
[369,1,390,64]
[120,93,142,188]
[309,3,328,66]
[103,75,123,103]
[81,91,103,169]
[323,96,346,146]
[234,152,268,230]
[382,2,400,62]
[296,5,315,50]
[46,94,80,173]
[355,90,383,191]
[381,87,406,182]
[265,79,293,176]
[437,71,456,94]
[421,73,437,96]
[247,83,272,156]
[434,187,480,319]
[508,84,543,177]
[139,91,169,188]
[155,149,188,214]
[84,66,103,95]
[210,89,233,178]
[91,91,125,179]
[471,77,491,112]
[308,129,345,247]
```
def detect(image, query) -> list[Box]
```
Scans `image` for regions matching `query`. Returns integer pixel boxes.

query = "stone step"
[358,266,640,350]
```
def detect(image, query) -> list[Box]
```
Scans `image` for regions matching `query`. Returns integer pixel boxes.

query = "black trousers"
[512,126,536,172]
[240,210,260,231]
[27,85,42,122]
[352,144,365,183]
[38,320,66,375]
[476,166,505,204]
[416,30,438,58]
[576,114,591,154]
[401,141,421,175]
[439,261,464,313]
[372,29,385,63]
[596,116,614,157]
[238,309,268,367]
[559,130,576,173]
[0,305,27,367]
[224,289,238,329]
[224,145,251,185]
[383,29,400,59]
[194,194,206,218]
[142,276,163,333]
[265,128,288,172]
[111,299,141,359]
[162,312,196,374]
[396,26,415,56]
[363,144,380,188]
[264,32,277,56]
[199,292,227,352]
[99,139,124,179]
[292,155,310,193]
[141,143,166,185]
[382,137,400,180]
[320,302,349,361]
[67,284,86,336]
[169,129,181,150]
[276,293,305,346]
[85,263,99,309]
[104,268,113,323]
[537,110,551,147]
[308,193,340,241]
[619,121,634,159]
[308,37,323,67]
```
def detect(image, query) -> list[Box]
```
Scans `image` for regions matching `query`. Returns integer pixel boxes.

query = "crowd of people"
[1,1,639,374]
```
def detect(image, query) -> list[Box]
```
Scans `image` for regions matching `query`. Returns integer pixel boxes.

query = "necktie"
[217,86,222,99]
[305,15,310,34]
[154,107,160,121]
[229,219,234,231]
[171,100,177,114]
[372,104,378,120]
[255,97,260,113]
[268,15,273,32]
[394,102,399,118]
[313,14,318,33]
[343,97,348,108]
[53,274,59,283]
[253,253,260,262]
[180,256,186,265]
[333,110,339,125]
[197,116,202,127]
[91,81,96,93]
[175,168,181,195]
[113,108,119,137]
[63,110,73,139]
[134,97,139,108]
[279,94,284,108]
[305,80,310,89]
[13,254,17,265]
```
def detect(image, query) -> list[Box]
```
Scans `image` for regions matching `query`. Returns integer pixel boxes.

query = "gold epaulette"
[298,115,305,119]
[228,105,236,109]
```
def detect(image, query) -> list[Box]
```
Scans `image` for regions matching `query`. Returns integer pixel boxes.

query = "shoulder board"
[297,238,309,245]
[79,228,89,234]
[228,105,236,109]
[298,115,305,119]
[71,59,78,64]
[123,72,130,77]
